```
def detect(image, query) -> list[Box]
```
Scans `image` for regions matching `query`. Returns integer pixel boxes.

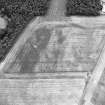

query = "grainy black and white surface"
[0,0,105,105]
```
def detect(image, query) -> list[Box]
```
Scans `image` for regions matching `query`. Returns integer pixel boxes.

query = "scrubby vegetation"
[66,0,103,16]
[0,0,50,62]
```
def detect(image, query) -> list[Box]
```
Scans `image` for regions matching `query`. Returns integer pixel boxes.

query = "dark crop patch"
[35,27,52,50]
[66,0,103,16]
